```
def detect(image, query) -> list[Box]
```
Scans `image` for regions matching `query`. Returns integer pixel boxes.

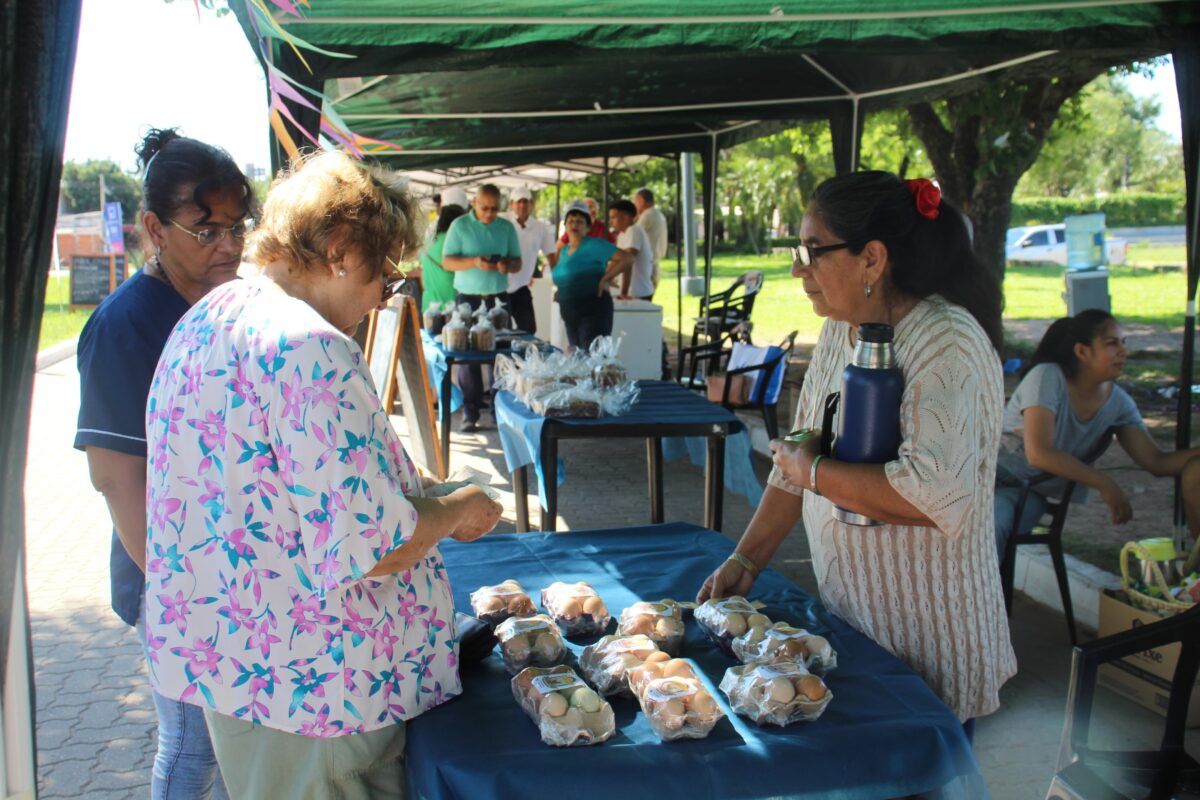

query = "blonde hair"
[252,151,422,279]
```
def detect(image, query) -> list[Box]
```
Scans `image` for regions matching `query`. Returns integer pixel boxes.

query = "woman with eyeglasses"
[697,171,1014,738]
[142,150,502,797]
[74,127,253,799]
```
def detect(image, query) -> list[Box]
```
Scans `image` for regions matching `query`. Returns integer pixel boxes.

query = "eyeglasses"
[168,218,253,247]
[791,241,852,266]
[382,273,408,303]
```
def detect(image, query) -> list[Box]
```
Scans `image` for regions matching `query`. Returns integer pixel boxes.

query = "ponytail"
[1025,309,1115,379]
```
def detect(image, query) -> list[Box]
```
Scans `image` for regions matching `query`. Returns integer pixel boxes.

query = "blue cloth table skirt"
[406,523,988,800]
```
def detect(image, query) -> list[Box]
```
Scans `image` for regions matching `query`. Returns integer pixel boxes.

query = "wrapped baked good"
[487,297,511,331]
[423,302,447,335]
[592,362,627,389]
[530,383,602,419]
[627,655,723,741]
[441,312,469,352]
[694,596,766,656]
[599,380,640,417]
[617,600,686,655]
[470,316,495,351]
[732,621,837,675]
[494,614,566,674]
[512,665,616,747]
[469,580,538,627]
[579,634,660,696]
[719,657,832,726]
[587,335,627,388]
[540,581,611,637]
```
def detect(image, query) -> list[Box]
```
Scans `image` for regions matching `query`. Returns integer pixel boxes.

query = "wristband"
[727,552,760,579]
[809,454,825,496]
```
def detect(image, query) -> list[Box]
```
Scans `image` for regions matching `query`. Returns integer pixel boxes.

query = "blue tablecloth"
[420,329,464,414]
[407,523,987,800]
[495,381,760,510]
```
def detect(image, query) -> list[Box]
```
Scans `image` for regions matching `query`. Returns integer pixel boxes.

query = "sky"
[63,2,1184,176]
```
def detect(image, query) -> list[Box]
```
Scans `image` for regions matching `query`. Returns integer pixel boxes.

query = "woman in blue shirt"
[551,199,632,350]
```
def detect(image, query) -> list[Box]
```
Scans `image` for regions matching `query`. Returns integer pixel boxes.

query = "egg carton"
[719,657,832,726]
[512,665,616,747]
[626,654,724,741]
[579,634,660,696]
[731,622,837,675]
[494,614,566,675]
[469,580,538,627]
[694,596,769,657]
[617,600,687,656]
[541,581,611,638]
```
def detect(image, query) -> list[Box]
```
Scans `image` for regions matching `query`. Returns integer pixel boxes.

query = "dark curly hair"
[135,127,253,223]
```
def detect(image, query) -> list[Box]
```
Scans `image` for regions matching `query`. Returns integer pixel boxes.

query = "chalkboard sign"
[392,297,444,479]
[367,306,401,401]
[69,254,126,307]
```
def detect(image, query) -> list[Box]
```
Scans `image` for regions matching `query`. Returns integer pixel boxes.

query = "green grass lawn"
[655,252,1192,348]
[39,275,93,350]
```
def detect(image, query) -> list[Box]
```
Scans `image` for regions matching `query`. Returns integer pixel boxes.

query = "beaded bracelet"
[726,552,760,579]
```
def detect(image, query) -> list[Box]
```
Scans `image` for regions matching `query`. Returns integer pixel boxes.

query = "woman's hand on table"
[447,485,503,542]
[769,431,821,490]
[696,557,756,603]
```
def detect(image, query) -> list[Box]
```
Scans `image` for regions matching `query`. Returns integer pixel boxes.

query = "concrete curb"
[36,338,78,372]
[737,409,1119,633]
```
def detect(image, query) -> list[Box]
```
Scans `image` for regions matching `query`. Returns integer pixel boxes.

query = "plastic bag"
[541,581,611,637]
[512,665,616,747]
[469,580,538,627]
[470,315,495,351]
[441,311,469,352]
[627,656,724,741]
[732,622,837,675]
[494,614,566,674]
[719,657,832,726]
[487,297,511,331]
[588,335,628,388]
[694,596,768,656]
[617,600,686,656]
[530,383,603,418]
[579,634,660,696]
[423,302,447,335]
[599,380,639,417]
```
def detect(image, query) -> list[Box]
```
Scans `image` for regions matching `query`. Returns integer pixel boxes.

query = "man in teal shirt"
[442,184,521,431]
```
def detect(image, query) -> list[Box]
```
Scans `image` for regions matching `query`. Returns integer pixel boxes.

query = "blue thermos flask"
[819,322,904,526]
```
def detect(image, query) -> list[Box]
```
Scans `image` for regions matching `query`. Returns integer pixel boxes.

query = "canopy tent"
[232,0,1199,520]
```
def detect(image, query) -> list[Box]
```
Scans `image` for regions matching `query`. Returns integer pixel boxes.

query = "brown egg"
[480,596,505,613]
[644,651,671,664]
[623,616,655,635]
[796,675,827,701]
[689,690,717,715]
[541,691,568,717]
[508,595,536,615]
[803,635,832,660]
[747,613,771,629]
[662,659,695,680]
[777,639,807,659]
[532,632,560,662]
[559,599,583,619]
[724,613,748,637]
[583,596,607,618]
[661,697,687,728]
[656,617,683,638]
[766,676,796,704]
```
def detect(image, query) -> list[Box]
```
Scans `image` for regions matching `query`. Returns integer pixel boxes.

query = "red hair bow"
[905,179,941,220]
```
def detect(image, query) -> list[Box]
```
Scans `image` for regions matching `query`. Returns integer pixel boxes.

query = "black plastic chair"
[690,270,764,351]
[999,429,1116,647]
[685,330,797,440]
[1046,604,1199,799]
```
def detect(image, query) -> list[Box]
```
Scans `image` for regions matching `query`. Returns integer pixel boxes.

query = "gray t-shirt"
[996,362,1143,499]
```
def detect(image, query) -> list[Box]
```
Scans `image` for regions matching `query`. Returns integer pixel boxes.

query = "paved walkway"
[23,356,1189,799]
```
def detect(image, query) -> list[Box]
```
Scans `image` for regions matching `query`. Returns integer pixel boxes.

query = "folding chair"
[689,331,797,439]
[690,270,764,351]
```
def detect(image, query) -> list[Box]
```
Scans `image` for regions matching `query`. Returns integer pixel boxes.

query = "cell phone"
[486,255,503,264]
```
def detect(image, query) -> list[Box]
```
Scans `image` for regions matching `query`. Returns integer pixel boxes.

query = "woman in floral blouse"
[144,151,502,797]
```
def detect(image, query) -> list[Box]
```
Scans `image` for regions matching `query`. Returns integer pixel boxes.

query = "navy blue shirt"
[74,271,190,627]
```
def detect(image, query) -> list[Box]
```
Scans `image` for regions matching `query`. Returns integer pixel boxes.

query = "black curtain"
[0,0,83,780]
[1174,25,1199,525]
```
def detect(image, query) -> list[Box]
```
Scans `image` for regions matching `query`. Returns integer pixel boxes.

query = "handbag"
[706,373,751,405]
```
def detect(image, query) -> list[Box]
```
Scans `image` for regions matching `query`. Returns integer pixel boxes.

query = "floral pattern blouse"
[144,278,460,736]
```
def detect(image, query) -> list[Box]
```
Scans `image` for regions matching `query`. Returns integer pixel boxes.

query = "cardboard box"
[1095,589,1200,726]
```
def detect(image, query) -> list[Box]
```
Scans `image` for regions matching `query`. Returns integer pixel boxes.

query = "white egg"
[505,636,531,662]
[804,635,832,660]
[570,687,603,713]
[767,676,796,704]
[655,617,681,638]
[660,698,687,729]
[532,632,560,662]
[541,692,568,717]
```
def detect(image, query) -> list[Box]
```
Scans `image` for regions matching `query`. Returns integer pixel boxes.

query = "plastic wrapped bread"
[732,622,837,675]
[541,581,611,637]
[512,665,616,747]
[719,657,832,726]
[617,600,687,655]
[529,383,603,419]
[469,580,538,627]
[494,614,566,674]
[487,297,511,331]
[441,311,469,351]
[579,634,660,696]
[694,596,769,656]
[627,655,723,741]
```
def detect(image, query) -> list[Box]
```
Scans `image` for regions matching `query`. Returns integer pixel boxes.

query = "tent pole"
[1172,29,1198,539]
[676,153,684,379]
[602,157,610,219]
[555,169,561,231]
[701,134,718,347]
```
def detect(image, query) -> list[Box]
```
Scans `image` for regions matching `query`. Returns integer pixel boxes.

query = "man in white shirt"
[503,186,557,332]
[608,199,655,300]
[634,187,668,289]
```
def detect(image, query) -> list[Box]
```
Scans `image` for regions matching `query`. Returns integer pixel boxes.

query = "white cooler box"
[547,297,663,381]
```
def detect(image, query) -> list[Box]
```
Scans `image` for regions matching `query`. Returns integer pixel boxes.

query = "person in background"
[75,127,253,799]
[441,183,521,432]
[634,187,668,290]
[559,195,615,246]
[551,199,633,350]
[608,199,655,301]
[144,151,502,798]
[994,309,1200,562]
[503,186,557,333]
[420,202,468,313]
[697,171,1014,738]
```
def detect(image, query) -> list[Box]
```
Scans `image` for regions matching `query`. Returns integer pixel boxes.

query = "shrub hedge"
[1009,193,1185,227]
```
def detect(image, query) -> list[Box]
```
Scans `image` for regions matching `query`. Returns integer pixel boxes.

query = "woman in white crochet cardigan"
[697,171,1015,735]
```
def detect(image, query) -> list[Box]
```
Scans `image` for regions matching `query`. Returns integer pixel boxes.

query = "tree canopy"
[59,160,141,223]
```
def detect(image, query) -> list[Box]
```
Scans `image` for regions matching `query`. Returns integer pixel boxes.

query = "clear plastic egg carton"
[627,654,724,741]
[579,634,660,696]
[541,581,611,638]
[694,596,770,656]
[494,614,566,674]
[617,600,687,655]
[719,657,833,726]
[469,580,538,627]
[511,665,616,747]
[732,622,838,675]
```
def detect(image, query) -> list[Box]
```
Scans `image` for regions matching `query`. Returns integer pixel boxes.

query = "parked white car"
[1006,224,1127,267]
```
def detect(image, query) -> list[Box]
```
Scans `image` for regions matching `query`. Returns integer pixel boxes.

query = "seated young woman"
[994,309,1200,562]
